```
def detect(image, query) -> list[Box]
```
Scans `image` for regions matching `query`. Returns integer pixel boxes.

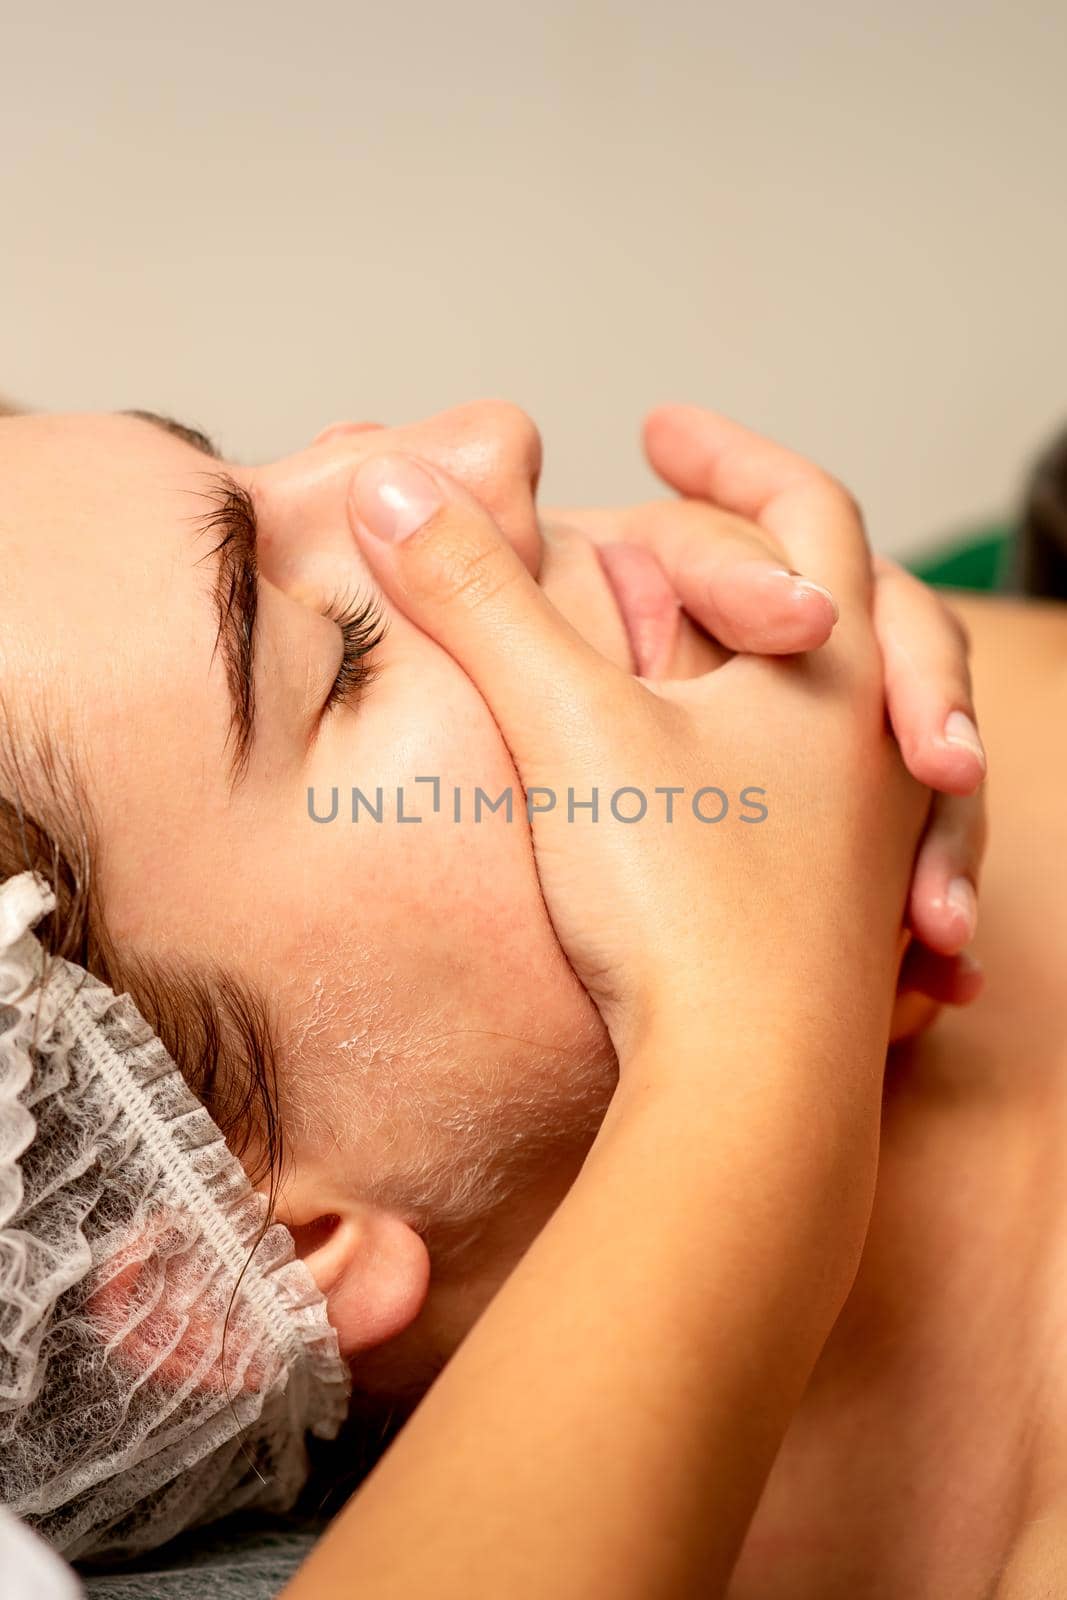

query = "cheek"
[302,647,605,1063]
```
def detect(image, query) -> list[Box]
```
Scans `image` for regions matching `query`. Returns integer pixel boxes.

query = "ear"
[278,1190,432,1362]
[84,1194,430,1396]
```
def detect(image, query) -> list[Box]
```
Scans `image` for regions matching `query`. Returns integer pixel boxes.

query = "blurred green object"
[906,525,1014,591]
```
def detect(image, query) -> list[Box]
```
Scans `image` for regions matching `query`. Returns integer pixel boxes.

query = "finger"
[897,943,985,1007]
[553,500,839,655]
[889,947,984,1043]
[346,453,632,764]
[889,989,943,1045]
[908,790,987,956]
[642,405,873,609]
[872,557,987,796]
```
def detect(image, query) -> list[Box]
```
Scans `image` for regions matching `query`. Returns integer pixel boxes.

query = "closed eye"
[321,592,388,712]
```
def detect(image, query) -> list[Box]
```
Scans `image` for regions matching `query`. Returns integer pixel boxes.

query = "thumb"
[347,452,627,763]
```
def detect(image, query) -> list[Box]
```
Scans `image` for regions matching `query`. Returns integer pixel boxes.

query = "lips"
[593,542,682,679]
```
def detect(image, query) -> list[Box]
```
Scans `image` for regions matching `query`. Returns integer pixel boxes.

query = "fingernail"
[942,710,986,771]
[350,455,442,542]
[782,569,840,622]
[957,947,983,976]
[946,876,978,940]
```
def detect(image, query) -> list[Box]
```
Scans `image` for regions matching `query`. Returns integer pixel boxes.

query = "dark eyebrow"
[120,408,222,459]
[119,409,257,787]
[190,474,260,789]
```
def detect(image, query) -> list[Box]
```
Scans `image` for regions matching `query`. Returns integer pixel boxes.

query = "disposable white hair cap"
[0,871,350,1562]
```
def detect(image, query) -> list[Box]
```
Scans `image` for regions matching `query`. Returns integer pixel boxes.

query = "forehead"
[0,409,218,512]
[0,410,224,604]
[0,410,236,745]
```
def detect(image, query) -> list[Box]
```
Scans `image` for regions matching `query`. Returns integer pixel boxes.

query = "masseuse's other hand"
[565,406,986,1012]
[347,444,927,1067]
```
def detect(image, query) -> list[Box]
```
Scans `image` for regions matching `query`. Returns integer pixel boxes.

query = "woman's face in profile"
[0,402,706,1377]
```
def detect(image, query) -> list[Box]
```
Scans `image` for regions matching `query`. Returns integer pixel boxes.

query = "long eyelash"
[322,592,388,711]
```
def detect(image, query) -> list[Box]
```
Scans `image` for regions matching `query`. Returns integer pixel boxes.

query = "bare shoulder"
[938,589,1067,655]
[989,1508,1067,1598]
[932,592,1067,731]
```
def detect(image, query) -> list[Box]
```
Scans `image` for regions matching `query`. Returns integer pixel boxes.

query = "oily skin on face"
[0,405,728,1389]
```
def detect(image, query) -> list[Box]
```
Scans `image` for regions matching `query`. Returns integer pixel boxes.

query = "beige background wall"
[3,1,1065,557]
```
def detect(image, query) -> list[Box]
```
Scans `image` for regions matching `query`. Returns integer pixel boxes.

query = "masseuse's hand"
[547,406,987,1013]
[320,434,929,1600]
[347,441,927,1066]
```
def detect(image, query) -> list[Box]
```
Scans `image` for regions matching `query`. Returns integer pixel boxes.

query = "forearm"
[283,1017,883,1600]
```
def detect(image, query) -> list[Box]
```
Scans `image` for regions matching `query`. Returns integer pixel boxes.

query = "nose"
[405,400,543,575]
[426,399,542,495]
[312,419,387,445]
[306,402,543,574]
[252,401,545,607]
